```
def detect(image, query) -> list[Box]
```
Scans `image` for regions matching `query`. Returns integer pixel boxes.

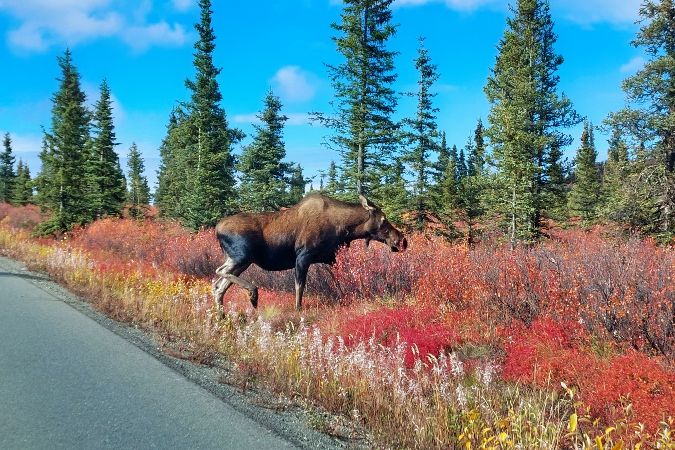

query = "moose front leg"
[294,254,311,311]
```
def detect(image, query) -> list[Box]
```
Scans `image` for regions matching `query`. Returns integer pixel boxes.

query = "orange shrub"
[501,318,674,432]
[0,203,44,231]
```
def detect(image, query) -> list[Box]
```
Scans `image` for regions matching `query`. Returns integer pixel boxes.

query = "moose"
[213,193,407,311]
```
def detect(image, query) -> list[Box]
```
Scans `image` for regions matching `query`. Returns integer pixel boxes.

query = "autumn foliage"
[0,208,672,445]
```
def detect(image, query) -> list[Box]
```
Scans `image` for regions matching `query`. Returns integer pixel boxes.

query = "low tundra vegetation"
[0,205,673,449]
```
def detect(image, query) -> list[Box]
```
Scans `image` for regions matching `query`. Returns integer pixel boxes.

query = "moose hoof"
[250,289,258,309]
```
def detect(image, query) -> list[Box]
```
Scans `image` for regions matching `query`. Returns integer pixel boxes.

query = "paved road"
[0,260,297,450]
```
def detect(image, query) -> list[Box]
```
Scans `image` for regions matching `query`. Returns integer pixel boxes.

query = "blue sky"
[0,0,645,190]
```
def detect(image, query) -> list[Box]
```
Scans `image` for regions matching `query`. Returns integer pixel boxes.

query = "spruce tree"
[126,143,151,219]
[606,0,675,234]
[34,136,55,209]
[0,132,16,203]
[568,122,600,221]
[155,108,189,218]
[315,0,399,200]
[601,128,632,221]
[460,121,488,243]
[184,0,241,228]
[88,79,126,219]
[156,0,242,228]
[432,132,449,186]
[376,158,408,223]
[544,141,569,218]
[433,141,461,220]
[402,37,440,229]
[467,118,486,176]
[35,49,91,235]
[430,132,448,216]
[457,147,467,180]
[237,90,290,211]
[484,0,581,245]
[288,165,306,203]
[325,160,341,195]
[13,160,33,205]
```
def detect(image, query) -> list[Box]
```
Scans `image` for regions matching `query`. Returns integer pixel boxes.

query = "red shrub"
[501,318,594,385]
[331,239,418,302]
[583,350,675,431]
[502,318,675,432]
[335,305,458,367]
[0,203,44,231]
[70,218,221,278]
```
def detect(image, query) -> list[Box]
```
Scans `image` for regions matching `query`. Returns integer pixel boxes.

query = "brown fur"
[213,193,406,310]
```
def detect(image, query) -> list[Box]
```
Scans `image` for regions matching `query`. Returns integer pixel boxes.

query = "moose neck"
[342,205,373,242]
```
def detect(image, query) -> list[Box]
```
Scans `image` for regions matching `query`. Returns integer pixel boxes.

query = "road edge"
[0,255,357,450]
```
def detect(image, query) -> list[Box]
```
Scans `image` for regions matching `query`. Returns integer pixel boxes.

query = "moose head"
[359,194,408,252]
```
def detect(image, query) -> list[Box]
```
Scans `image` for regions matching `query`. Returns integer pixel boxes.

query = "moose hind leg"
[213,259,249,308]
[222,273,258,308]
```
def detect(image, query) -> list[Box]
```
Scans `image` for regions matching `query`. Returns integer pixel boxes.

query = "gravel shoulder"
[0,255,361,449]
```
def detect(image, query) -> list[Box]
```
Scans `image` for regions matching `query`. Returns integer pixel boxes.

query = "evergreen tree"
[467,118,486,176]
[402,38,440,229]
[34,135,54,209]
[35,49,91,235]
[484,0,581,245]
[13,160,33,205]
[377,158,409,223]
[126,143,151,219]
[432,141,461,221]
[155,108,189,218]
[325,160,341,195]
[432,132,449,186]
[601,128,632,220]
[0,132,16,203]
[87,79,126,219]
[237,90,290,211]
[459,121,488,243]
[568,122,601,221]
[606,0,675,234]
[315,0,399,200]
[156,0,242,228]
[457,146,467,180]
[544,141,569,217]
[288,164,306,203]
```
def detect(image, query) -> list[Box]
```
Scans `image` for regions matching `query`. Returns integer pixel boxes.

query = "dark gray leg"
[294,257,310,311]
[222,273,258,308]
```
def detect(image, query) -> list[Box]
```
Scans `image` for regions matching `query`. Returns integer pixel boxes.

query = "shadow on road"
[0,271,49,283]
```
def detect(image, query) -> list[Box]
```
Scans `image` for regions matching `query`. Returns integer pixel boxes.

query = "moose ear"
[359,194,377,212]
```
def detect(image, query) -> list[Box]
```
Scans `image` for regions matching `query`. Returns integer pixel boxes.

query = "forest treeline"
[1,0,673,244]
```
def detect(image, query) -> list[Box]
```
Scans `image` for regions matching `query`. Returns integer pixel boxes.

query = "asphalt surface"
[0,257,301,450]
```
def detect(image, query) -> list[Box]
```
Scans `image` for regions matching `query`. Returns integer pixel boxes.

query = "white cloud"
[392,0,641,24]
[286,113,312,126]
[620,55,645,74]
[122,22,187,52]
[271,66,318,103]
[0,0,188,52]
[0,131,42,155]
[172,0,194,12]
[394,0,499,12]
[552,0,641,26]
[233,114,261,125]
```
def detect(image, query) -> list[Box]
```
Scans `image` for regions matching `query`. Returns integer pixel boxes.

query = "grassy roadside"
[1,222,673,449]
